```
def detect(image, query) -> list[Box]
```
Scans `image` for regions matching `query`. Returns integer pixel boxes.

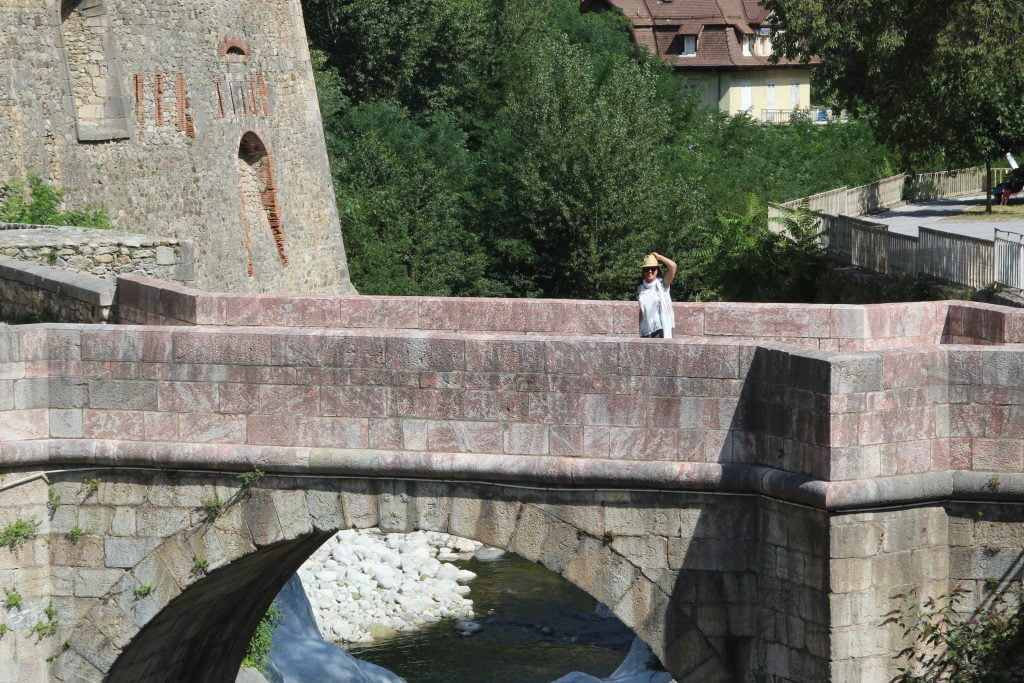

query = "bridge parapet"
[2,281,1024,681]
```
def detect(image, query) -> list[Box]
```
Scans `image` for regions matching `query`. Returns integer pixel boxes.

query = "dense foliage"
[0,175,112,229]
[764,0,1024,168]
[305,0,900,300]
[885,585,1024,682]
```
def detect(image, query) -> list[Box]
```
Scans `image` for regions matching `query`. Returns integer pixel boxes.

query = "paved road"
[871,194,1024,240]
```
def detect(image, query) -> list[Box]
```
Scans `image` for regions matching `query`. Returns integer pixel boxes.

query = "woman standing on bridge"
[637,252,676,338]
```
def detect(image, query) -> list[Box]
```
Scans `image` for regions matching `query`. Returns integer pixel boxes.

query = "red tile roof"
[586,0,810,70]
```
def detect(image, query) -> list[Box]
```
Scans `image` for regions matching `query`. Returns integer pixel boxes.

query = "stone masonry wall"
[0,225,194,284]
[0,0,352,295]
[0,472,830,682]
[4,293,1024,678]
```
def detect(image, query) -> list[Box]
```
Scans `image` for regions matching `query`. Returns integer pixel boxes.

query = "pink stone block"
[705,304,810,338]
[385,337,465,372]
[322,335,387,369]
[83,410,143,440]
[565,301,618,335]
[503,423,548,455]
[17,329,49,361]
[319,297,419,329]
[271,333,324,367]
[425,420,502,453]
[649,343,739,379]
[465,340,546,373]
[295,368,351,386]
[172,331,273,365]
[219,295,262,326]
[830,413,860,447]
[259,385,319,415]
[858,405,935,445]
[455,390,528,422]
[895,439,933,474]
[582,426,610,457]
[309,417,369,448]
[193,294,226,325]
[82,329,171,362]
[673,304,705,337]
[607,427,677,460]
[144,411,179,441]
[971,438,1024,472]
[368,418,402,449]
[402,419,428,450]
[220,383,260,414]
[420,299,528,333]
[179,413,246,444]
[321,386,387,417]
[548,425,582,456]
[580,394,644,427]
[389,388,449,419]
[948,438,972,469]
[544,340,619,375]
[527,392,583,425]
[0,409,48,440]
[158,382,218,413]
[157,286,197,323]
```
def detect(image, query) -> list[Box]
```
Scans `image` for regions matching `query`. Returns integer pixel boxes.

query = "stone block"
[74,567,124,598]
[339,480,378,529]
[405,483,447,533]
[509,504,552,563]
[104,537,162,568]
[50,408,83,438]
[473,496,521,549]
[241,491,284,547]
[87,379,156,410]
[610,536,668,570]
[831,353,883,394]
[83,409,143,440]
[157,381,218,413]
[377,483,413,534]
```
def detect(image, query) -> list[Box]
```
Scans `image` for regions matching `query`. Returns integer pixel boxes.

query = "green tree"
[0,175,112,228]
[764,0,1024,168]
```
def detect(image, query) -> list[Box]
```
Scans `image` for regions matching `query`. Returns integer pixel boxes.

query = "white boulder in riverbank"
[298,529,482,644]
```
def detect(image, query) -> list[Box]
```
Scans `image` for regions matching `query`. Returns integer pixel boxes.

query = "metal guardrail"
[771,166,1023,291]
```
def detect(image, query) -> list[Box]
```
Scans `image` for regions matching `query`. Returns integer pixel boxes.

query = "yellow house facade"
[582,0,816,122]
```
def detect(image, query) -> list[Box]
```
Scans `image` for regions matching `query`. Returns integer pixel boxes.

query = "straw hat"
[641,253,659,269]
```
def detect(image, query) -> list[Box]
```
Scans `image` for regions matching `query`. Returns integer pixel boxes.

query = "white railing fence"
[995,230,1024,290]
[769,165,1020,291]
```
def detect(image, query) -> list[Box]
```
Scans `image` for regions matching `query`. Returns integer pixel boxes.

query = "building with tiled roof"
[581,0,815,121]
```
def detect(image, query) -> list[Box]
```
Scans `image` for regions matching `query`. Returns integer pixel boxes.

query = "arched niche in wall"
[59,0,133,141]
[237,132,287,279]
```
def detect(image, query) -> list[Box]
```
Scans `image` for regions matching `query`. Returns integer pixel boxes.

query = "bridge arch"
[50,472,755,682]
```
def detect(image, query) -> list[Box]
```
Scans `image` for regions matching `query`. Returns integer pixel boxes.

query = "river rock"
[454,620,482,636]
[298,528,483,646]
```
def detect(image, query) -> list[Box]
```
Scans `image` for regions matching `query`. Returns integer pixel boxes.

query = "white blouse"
[637,278,673,337]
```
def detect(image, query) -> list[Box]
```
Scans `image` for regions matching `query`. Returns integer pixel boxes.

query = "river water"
[347,552,640,682]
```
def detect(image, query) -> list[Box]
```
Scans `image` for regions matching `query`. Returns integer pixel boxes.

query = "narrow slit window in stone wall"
[60,0,132,141]
[237,132,287,278]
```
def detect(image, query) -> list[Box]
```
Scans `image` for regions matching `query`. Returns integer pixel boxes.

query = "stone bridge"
[2,276,1024,681]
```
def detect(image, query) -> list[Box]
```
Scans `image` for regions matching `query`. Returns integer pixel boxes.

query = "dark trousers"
[642,329,664,338]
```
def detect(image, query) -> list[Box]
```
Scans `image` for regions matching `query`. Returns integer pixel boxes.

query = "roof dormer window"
[742,34,752,56]
[681,34,697,57]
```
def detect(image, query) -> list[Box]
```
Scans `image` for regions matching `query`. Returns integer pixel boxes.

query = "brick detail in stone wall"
[134,73,144,129]
[237,132,287,273]
[175,73,195,139]
[153,73,165,126]
[218,38,251,61]
[214,76,225,118]
[258,73,270,116]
